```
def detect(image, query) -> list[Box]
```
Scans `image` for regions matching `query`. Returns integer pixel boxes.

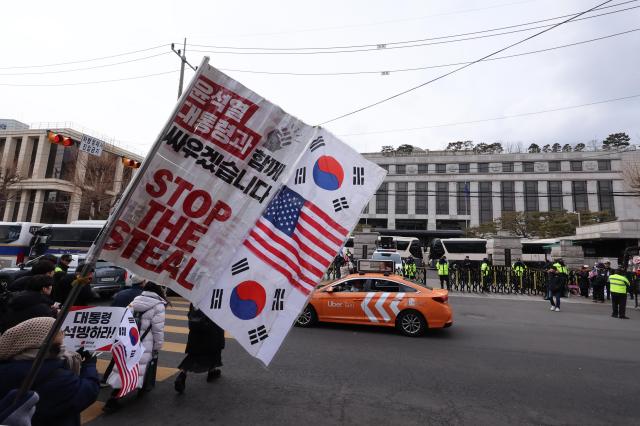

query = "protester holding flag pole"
[6,57,214,416]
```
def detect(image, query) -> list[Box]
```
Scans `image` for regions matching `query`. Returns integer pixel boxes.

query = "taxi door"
[316,278,368,323]
[359,279,404,325]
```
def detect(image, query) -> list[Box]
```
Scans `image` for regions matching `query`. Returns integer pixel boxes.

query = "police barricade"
[449,266,550,295]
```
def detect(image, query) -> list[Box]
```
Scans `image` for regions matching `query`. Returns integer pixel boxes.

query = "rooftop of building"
[0,119,143,161]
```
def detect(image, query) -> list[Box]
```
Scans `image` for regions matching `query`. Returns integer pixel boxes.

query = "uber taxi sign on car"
[297,260,453,336]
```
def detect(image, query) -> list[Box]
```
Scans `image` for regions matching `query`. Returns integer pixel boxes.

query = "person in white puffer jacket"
[103,282,167,413]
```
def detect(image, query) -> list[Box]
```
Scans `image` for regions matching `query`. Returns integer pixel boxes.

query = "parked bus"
[0,222,43,267]
[520,238,558,267]
[428,238,487,266]
[28,220,105,258]
[375,235,427,265]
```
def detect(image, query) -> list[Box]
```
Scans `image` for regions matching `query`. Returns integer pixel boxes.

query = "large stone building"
[360,149,640,231]
[0,121,143,224]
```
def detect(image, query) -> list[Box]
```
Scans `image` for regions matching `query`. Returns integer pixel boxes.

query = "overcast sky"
[1,0,639,155]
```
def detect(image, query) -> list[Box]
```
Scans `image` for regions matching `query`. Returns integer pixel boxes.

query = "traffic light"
[122,157,141,168]
[47,130,74,147]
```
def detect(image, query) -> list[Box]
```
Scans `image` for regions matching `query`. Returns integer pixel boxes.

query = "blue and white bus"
[28,220,105,258]
[0,222,43,267]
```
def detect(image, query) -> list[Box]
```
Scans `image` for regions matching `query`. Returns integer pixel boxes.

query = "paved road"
[87,295,638,426]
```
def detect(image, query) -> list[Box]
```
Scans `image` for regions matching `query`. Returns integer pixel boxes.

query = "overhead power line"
[184,2,638,54]
[0,70,179,87]
[318,0,618,126]
[0,52,172,76]
[338,93,640,137]
[220,28,640,76]
[0,43,170,70]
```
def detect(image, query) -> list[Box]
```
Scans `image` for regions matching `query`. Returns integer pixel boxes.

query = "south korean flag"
[196,128,386,366]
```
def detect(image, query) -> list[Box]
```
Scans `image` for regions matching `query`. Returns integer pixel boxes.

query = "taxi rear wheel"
[296,305,317,327]
[396,310,427,337]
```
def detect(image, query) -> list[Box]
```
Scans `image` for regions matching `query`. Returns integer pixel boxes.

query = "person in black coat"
[174,305,225,393]
[0,316,100,426]
[547,266,564,312]
[52,262,94,306]
[2,275,58,332]
[111,274,145,308]
[7,260,56,293]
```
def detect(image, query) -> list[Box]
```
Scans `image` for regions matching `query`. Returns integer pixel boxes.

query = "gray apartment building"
[360,149,640,231]
[0,122,143,224]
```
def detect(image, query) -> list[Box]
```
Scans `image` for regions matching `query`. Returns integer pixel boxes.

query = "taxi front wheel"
[296,305,317,327]
[396,310,427,337]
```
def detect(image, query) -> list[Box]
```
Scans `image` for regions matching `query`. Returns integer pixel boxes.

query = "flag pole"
[14,57,210,404]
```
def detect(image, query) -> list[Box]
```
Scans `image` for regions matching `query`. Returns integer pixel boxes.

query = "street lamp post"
[570,211,581,227]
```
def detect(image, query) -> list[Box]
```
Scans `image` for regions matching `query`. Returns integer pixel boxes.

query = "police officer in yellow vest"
[609,269,630,319]
[552,259,568,276]
[480,258,491,292]
[436,256,449,289]
[512,259,526,292]
[54,254,72,274]
[403,257,417,279]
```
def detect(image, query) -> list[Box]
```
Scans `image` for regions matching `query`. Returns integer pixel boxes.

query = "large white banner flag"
[97,58,386,365]
[196,129,386,365]
[99,59,314,304]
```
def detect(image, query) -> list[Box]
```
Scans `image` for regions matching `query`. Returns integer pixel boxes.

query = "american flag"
[244,186,349,295]
[112,341,139,397]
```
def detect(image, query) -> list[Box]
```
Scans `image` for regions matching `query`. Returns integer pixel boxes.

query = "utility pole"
[171,38,198,99]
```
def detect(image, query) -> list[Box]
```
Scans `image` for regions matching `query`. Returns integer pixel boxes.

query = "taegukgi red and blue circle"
[230,280,267,320]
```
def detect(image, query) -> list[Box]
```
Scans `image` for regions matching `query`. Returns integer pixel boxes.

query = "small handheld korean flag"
[197,128,386,365]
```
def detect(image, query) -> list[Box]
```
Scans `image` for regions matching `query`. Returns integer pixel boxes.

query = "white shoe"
[555,307,560,312]
[550,306,556,311]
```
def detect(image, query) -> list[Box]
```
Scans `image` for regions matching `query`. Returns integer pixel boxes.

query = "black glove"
[77,348,96,364]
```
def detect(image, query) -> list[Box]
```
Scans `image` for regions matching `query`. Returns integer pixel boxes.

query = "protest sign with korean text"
[197,129,387,365]
[62,306,126,351]
[99,62,315,304]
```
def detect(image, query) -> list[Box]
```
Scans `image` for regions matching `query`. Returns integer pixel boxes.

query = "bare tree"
[623,162,640,195]
[587,139,600,151]
[0,165,23,218]
[73,152,120,220]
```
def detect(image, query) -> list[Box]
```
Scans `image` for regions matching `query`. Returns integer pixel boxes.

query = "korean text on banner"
[62,306,126,351]
[196,129,387,365]
[99,63,315,304]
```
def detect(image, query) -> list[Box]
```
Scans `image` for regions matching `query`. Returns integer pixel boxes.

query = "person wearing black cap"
[592,263,607,303]
[52,261,94,306]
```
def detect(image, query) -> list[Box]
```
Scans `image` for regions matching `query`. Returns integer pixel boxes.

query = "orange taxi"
[296,260,453,336]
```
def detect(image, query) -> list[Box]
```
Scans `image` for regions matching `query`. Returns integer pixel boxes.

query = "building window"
[548,161,561,172]
[45,144,78,181]
[10,193,21,222]
[522,162,534,172]
[597,180,615,216]
[395,164,406,175]
[12,138,22,169]
[501,181,515,212]
[524,181,539,211]
[479,182,493,224]
[417,164,428,174]
[458,163,469,173]
[379,164,389,172]
[41,190,72,224]
[25,191,36,221]
[362,203,369,214]
[572,181,588,212]
[0,138,5,164]
[395,182,408,214]
[376,183,388,214]
[435,164,446,174]
[457,182,470,215]
[27,139,39,178]
[597,160,611,171]
[570,161,582,171]
[548,181,563,211]
[436,182,448,214]
[502,162,513,172]
[477,163,489,173]
[415,182,428,214]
